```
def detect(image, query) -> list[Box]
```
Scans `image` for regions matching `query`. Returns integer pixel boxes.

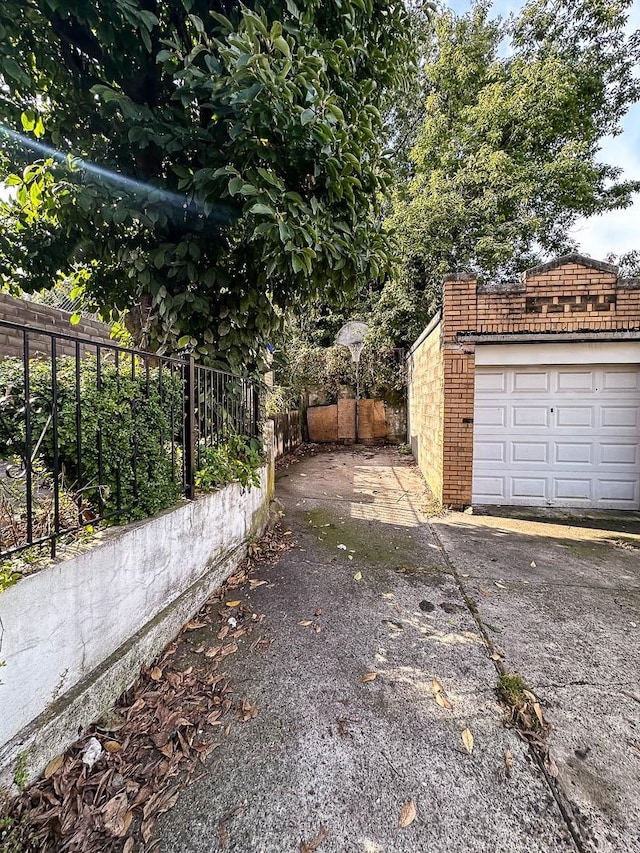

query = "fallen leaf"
[220,643,238,657]
[102,791,130,837]
[225,601,241,608]
[104,740,122,753]
[398,799,417,828]
[300,824,328,852]
[530,561,537,568]
[205,646,222,658]
[123,838,135,853]
[479,588,490,597]
[494,582,506,589]
[44,754,64,779]
[504,749,514,775]
[461,728,474,754]
[185,620,207,630]
[431,678,443,694]
[150,666,163,681]
[314,609,322,617]
[249,579,268,589]
[360,672,377,682]
[353,571,362,580]
[546,755,559,777]
[490,652,503,661]
[435,693,452,710]
[298,620,313,627]
[533,702,545,726]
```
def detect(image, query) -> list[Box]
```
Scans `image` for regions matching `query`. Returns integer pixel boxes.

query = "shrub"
[195,434,263,493]
[0,354,184,522]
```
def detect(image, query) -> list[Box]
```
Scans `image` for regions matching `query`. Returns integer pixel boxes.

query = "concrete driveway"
[159,447,639,853]
[432,505,640,852]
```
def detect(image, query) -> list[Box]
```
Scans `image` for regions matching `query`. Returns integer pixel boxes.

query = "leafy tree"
[0,0,414,369]
[386,0,640,334]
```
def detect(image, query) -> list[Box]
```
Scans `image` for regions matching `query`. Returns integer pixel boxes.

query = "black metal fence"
[0,319,261,558]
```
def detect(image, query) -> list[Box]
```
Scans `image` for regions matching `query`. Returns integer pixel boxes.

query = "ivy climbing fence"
[0,318,261,558]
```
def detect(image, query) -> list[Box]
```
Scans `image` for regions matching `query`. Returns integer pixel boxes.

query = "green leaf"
[273,36,291,58]
[249,203,275,216]
[177,335,191,348]
[300,108,315,125]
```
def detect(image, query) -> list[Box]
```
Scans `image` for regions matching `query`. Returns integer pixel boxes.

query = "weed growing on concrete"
[13,752,28,792]
[498,673,547,736]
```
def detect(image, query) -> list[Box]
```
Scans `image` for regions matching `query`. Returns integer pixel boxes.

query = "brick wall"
[471,257,640,337]
[0,292,113,358]
[407,319,445,503]
[408,254,640,509]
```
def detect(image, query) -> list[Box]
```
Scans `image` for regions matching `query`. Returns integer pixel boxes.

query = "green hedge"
[0,355,184,521]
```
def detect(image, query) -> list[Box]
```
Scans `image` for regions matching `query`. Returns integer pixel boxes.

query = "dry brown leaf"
[205,646,222,658]
[480,588,490,597]
[150,666,163,681]
[123,838,135,853]
[398,799,417,828]
[218,625,230,640]
[314,608,323,617]
[104,740,122,753]
[533,702,545,727]
[102,792,130,837]
[249,579,268,589]
[298,620,313,627]
[494,582,506,589]
[360,672,377,682]
[44,754,64,779]
[461,728,474,754]
[300,824,328,852]
[185,620,207,630]
[225,601,241,608]
[435,693,452,710]
[504,749,514,775]
[431,678,443,694]
[220,643,238,657]
[546,755,559,777]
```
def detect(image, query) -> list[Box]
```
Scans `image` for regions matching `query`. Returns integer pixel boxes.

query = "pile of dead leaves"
[1,524,293,852]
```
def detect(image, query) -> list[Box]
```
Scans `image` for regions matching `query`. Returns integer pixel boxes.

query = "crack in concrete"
[427,519,592,853]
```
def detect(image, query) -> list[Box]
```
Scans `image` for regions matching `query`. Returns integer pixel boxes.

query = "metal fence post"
[184,355,196,498]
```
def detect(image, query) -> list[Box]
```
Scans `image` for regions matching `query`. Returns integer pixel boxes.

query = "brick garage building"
[407,254,640,510]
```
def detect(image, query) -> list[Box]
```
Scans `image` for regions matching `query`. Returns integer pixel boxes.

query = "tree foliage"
[386,0,640,335]
[0,0,414,369]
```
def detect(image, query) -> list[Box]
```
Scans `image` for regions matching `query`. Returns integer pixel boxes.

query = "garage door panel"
[555,407,594,428]
[473,476,506,501]
[473,364,640,509]
[475,372,506,393]
[600,406,638,428]
[513,371,549,392]
[556,371,595,392]
[599,443,638,465]
[512,442,548,463]
[475,405,506,426]
[554,443,592,464]
[474,441,506,462]
[597,479,638,503]
[602,370,640,391]
[553,478,592,501]
[511,478,547,499]
[512,406,549,427]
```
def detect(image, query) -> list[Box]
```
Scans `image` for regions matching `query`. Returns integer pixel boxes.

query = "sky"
[447,0,640,262]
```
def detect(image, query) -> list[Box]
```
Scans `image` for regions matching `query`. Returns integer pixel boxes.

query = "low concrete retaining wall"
[0,464,273,790]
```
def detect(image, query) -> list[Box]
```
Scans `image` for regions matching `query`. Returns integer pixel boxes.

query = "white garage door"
[473,365,640,509]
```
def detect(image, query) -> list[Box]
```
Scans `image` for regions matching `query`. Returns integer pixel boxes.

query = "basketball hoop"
[336,322,369,365]
[336,321,369,444]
